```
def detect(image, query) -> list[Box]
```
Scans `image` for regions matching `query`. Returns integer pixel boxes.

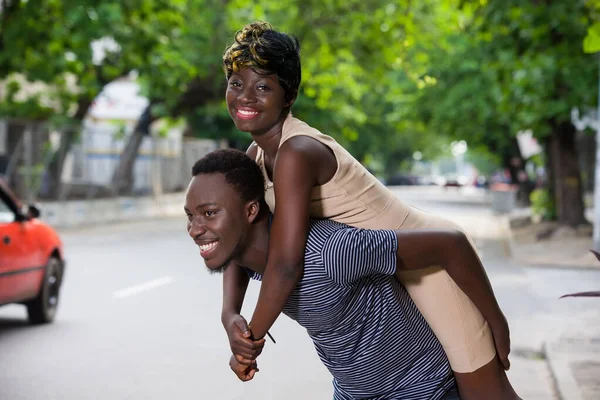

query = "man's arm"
[220,143,264,360]
[222,262,267,361]
[222,142,255,327]
[221,261,250,325]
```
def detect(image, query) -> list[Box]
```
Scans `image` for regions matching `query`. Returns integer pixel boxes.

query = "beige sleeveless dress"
[255,113,495,373]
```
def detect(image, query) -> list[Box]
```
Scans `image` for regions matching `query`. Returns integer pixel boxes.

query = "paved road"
[1,187,597,399]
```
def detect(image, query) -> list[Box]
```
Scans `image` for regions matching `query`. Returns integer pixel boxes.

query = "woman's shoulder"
[281,115,341,153]
[282,114,327,140]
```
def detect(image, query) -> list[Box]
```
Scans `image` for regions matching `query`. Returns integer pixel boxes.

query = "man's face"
[185,173,250,273]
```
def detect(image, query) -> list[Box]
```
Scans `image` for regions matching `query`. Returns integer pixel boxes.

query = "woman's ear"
[246,200,261,223]
[284,92,297,108]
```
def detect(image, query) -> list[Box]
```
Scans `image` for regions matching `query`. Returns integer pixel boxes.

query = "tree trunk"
[111,131,145,196]
[548,120,587,226]
[111,104,157,195]
[44,99,92,199]
[5,120,28,199]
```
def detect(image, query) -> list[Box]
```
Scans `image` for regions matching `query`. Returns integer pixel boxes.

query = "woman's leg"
[397,266,496,372]
[397,207,521,398]
[440,386,461,400]
[454,356,521,400]
[398,268,520,399]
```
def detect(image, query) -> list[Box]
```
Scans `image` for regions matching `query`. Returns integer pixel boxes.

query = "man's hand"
[490,314,511,370]
[229,354,259,382]
[223,313,266,361]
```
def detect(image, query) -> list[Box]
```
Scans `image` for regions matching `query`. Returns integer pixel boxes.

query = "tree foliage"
[3,0,600,220]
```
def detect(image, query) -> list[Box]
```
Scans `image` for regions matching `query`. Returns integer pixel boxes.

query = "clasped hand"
[225,314,266,381]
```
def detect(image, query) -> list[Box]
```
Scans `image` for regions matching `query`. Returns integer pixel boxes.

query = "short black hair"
[191,148,267,208]
[223,21,301,104]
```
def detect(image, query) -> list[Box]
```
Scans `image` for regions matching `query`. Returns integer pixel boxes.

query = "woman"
[220,21,519,399]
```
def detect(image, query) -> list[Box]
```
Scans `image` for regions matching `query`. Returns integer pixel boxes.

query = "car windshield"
[0,195,16,223]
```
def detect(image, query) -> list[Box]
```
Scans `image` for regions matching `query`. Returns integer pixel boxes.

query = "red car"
[0,180,65,323]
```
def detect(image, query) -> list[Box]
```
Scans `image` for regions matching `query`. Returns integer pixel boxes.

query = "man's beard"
[207,241,244,275]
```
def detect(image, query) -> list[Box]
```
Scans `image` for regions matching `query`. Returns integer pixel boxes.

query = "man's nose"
[188,217,207,238]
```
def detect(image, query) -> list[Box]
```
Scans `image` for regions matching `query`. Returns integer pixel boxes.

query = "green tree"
[0,0,211,196]
[413,0,597,226]
[1,0,469,198]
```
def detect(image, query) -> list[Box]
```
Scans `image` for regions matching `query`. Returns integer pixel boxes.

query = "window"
[0,192,16,223]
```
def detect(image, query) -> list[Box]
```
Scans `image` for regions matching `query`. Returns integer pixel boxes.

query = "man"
[185,149,491,399]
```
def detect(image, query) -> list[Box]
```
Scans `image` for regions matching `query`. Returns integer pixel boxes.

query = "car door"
[0,191,43,304]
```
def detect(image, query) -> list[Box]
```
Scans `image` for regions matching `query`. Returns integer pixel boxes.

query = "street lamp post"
[571,54,600,251]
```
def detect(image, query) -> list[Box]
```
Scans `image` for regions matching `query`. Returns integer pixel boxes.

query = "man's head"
[185,149,267,273]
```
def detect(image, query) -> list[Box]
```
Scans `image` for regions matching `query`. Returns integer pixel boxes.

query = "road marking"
[113,276,174,299]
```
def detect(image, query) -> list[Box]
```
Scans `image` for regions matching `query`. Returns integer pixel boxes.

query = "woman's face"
[226,68,292,135]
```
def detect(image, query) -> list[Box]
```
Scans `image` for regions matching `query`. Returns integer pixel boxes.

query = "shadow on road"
[0,316,31,335]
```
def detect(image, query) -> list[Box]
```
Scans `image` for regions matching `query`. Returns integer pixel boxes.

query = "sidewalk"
[504,209,600,400]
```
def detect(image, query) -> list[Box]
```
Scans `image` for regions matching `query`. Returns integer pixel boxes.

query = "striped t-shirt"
[249,219,454,399]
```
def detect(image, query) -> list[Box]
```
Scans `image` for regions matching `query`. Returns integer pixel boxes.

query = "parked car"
[443,174,469,188]
[0,180,66,323]
[386,174,422,186]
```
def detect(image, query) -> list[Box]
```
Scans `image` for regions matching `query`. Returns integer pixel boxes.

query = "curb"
[543,340,584,400]
[500,212,583,400]
[501,212,600,271]
[38,192,185,230]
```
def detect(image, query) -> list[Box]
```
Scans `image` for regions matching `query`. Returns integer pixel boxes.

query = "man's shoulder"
[308,218,351,231]
[307,219,351,243]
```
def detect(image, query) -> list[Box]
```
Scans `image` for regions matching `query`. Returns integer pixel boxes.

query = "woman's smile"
[235,107,260,120]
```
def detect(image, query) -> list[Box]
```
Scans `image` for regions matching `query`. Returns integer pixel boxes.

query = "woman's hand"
[224,313,265,361]
[490,313,511,370]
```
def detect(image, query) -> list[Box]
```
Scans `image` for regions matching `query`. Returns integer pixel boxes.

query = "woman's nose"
[240,86,256,104]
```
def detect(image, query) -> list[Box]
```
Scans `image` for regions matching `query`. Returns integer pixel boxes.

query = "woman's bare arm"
[248,136,336,339]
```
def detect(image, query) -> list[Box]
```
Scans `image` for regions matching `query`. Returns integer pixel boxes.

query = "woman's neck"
[250,111,290,160]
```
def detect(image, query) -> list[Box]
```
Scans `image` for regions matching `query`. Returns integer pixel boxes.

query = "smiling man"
[185,149,518,400]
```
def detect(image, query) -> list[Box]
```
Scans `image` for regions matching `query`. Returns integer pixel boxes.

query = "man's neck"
[235,213,271,275]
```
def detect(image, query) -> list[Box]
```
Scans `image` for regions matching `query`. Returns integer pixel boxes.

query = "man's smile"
[197,240,219,257]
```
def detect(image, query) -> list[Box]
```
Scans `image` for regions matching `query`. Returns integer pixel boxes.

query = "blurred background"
[1,1,599,399]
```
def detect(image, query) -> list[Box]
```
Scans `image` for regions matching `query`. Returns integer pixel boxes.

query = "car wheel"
[26,257,62,324]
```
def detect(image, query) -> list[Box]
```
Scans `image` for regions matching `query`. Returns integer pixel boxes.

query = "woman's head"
[223,21,301,104]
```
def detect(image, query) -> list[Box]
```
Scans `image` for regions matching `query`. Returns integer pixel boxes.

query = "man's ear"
[246,200,261,223]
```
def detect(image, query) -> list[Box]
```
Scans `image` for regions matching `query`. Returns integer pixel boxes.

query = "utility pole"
[572,54,600,251]
[594,53,600,251]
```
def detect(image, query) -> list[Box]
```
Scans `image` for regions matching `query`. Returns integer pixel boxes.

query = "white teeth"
[199,242,218,252]
[238,110,258,116]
